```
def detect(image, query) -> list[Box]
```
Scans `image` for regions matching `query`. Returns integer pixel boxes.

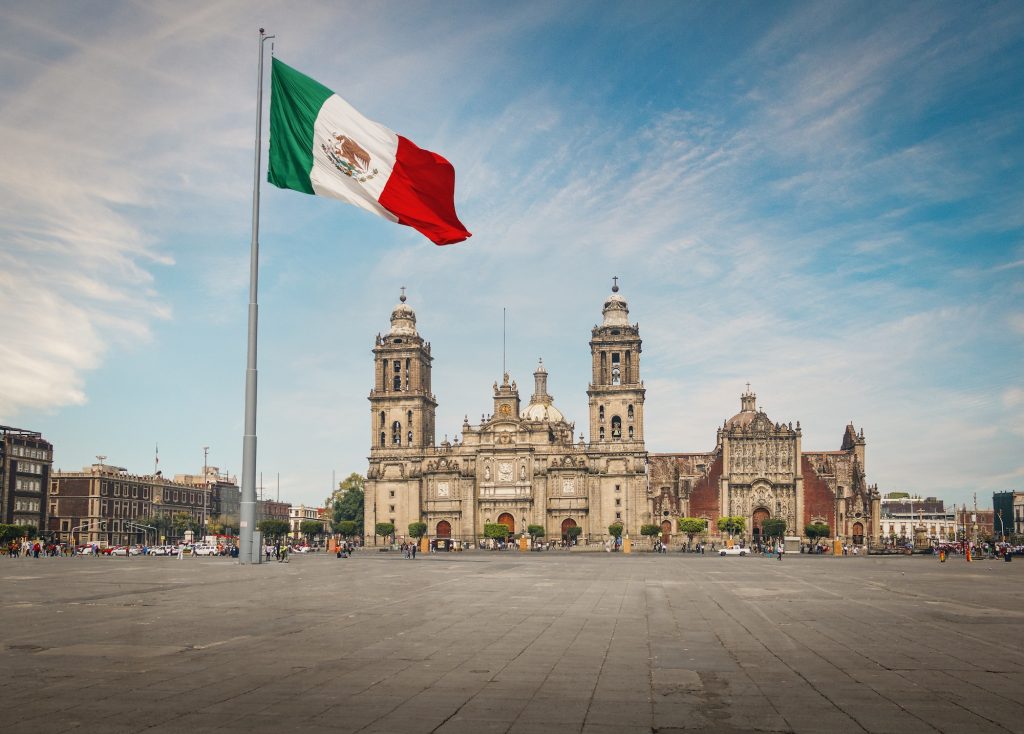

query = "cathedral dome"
[521,358,565,422]
[725,386,761,428]
[389,290,417,337]
[602,278,630,326]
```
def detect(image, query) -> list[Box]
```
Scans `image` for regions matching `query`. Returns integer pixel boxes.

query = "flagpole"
[240,27,274,564]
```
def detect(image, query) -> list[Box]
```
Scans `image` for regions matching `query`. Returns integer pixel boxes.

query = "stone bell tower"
[588,278,645,446]
[369,289,436,452]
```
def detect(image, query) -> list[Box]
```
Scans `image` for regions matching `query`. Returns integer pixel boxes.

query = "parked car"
[719,546,749,556]
[193,545,218,556]
[110,546,142,556]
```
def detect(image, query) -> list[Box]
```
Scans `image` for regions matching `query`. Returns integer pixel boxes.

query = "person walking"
[777,543,784,561]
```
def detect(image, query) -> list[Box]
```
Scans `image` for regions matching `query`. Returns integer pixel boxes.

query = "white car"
[193,545,219,556]
[719,546,749,556]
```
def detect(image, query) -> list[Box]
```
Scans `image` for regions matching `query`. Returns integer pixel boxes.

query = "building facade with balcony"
[0,425,53,533]
[879,496,956,542]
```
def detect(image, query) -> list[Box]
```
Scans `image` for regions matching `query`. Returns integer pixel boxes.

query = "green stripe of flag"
[268,58,334,195]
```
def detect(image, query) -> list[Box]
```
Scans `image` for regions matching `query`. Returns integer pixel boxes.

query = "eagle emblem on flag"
[321,132,379,182]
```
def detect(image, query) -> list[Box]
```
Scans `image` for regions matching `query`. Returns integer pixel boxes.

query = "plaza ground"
[1,550,1022,733]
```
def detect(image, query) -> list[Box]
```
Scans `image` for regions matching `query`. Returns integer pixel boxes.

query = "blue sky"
[1,1,1021,509]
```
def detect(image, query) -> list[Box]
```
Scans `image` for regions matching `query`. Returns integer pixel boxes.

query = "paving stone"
[2,551,1022,733]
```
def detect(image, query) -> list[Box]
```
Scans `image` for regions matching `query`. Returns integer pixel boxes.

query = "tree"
[608,523,624,538]
[334,520,358,537]
[527,524,545,541]
[408,522,427,539]
[566,526,583,544]
[257,518,290,540]
[717,516,745,537]
[483,523,510,541]
[678,517,708,549]
[374,522,395,544]
[762,518,787,541]
[300,520,324,541]
[640,524,660,537]
[171,512,198,536]
[331,476,365,535]
[805,523,831,546]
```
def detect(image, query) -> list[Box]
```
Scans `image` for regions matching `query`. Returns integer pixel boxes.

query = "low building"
[955,506,994,541]
[1,425,53,533]
[174,466,240,530]
[879,495,955,541]
[289,504,329,539]
[50,463,210,546]
[258,499,291,523]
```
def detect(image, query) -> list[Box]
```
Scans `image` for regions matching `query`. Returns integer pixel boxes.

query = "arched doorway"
[660,520,672,545]
[752,507,770,546]
[436,520,451,538]
[497,513,515,536]
[561,518,577,544]
[852,522,864,546]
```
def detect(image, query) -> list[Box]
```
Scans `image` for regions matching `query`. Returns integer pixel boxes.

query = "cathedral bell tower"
[369,289,436,452]
[588,278,645,445]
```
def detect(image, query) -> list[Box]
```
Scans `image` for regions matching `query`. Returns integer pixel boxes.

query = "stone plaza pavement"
[1,550,1022,733]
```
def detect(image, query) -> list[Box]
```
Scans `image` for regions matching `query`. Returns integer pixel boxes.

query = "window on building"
[615,498,621,506]
[389,505,395,513]
[599,427,605,440]
[389,490,395,498]
[615,512,621,520]
[627,404,634,420]
[628,426,634,439]
[599,405,605,422]
[611,416,622,439]
[615,484,621,492]
[408,431,413,445]
[392,421,402,445]
[611,353,621,385]
[380,411,386,428]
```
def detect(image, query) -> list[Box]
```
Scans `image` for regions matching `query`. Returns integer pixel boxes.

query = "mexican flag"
[268,59,471,246]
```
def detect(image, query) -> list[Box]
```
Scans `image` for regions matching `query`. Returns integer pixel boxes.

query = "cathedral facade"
[364,283,881,547]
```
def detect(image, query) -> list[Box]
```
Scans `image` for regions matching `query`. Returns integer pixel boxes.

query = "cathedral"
[364,282,881,547]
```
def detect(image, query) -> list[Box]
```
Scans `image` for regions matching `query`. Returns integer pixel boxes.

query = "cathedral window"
[600,427,605,440]
[611,416,622,439]
[615,498,621,506]
[380,432,386,447]
[408,431,413,445]
[393,360,401,391]
[405,358,411,389]
[627,404,634,420]
[599,406,605,422]
[611,353,621,385]
[600,352,607,383]
[628,426,634,439]
[392,421,402,445]
[380,411,386,428]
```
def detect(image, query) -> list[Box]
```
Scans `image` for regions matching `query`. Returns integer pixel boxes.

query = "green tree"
[375,522,395,544]
[805,522,831,546]
[171,512,198,536]
[334,520,358,537]
[678,517,708,549]
[408,522,427,539]
[717,516,746,537]
[257,518,290,540]
[762,518,787,540]
[331,476,365,535]
[527,524,545,541]
[483,523,510,541]
[608,523,624,538]
[566,526,583,544]
[300,520,324,541]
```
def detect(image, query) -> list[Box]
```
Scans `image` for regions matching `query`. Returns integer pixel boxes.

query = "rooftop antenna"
[96,455,106,466]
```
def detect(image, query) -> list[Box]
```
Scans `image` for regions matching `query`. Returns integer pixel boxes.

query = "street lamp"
[202,446,209,541]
